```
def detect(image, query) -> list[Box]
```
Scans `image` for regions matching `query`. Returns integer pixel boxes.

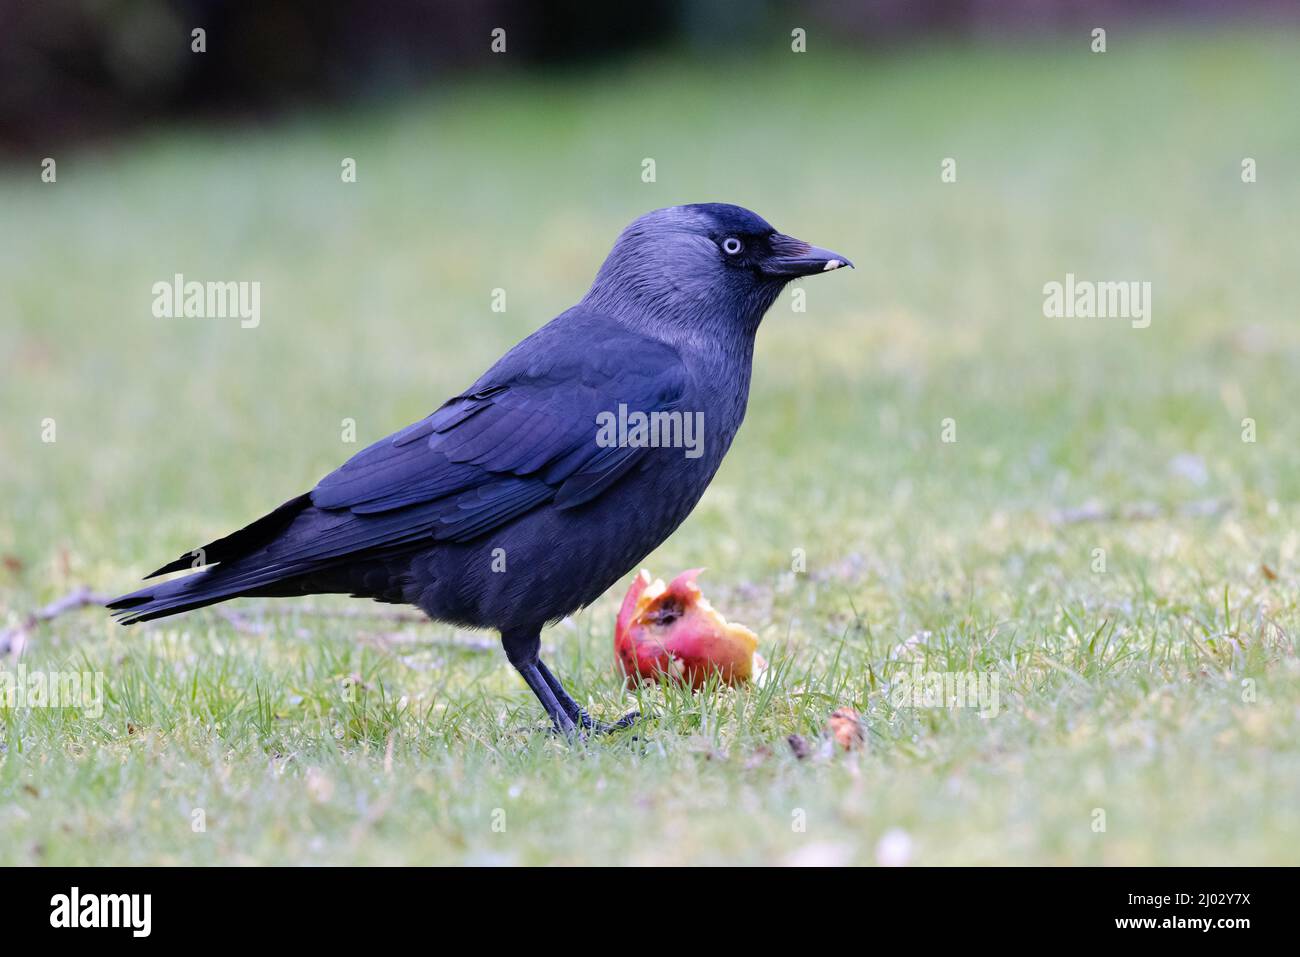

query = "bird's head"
[583,203,852,341]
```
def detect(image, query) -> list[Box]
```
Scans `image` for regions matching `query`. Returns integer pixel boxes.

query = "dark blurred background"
[2,0,1297,153]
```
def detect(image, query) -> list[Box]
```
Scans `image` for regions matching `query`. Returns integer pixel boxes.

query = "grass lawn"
[1,28,1298,865]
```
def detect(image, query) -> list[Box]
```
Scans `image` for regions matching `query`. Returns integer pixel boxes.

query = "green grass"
[2,28,1299,865]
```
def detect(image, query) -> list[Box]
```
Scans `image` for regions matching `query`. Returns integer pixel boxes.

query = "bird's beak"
[763,233,854,278]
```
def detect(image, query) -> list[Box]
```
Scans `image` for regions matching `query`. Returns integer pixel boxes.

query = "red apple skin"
[614,569,758,690]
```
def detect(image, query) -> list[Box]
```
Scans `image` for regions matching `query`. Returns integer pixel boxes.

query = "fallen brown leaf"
[827,707,866,751]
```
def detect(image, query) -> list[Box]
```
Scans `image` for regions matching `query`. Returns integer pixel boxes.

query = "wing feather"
[294,313,689,566]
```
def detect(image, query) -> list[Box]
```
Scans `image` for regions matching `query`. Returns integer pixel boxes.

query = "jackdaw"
[108,203,851,733]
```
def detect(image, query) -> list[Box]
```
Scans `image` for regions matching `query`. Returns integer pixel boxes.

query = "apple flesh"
[614,569,759,689]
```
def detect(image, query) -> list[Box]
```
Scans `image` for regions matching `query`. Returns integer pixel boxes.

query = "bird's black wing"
[133,315,688,597]
[311,320,688,529]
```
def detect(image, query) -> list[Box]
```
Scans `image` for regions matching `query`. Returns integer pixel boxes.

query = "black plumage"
[108,203,851,732]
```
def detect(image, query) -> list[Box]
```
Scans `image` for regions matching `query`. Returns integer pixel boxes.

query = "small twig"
[362,630,500,656]
[130,602,430,636]
[0,590,508,663]
[204,604,506,657]
[231,604,430,624]
[214,607,269,635]
[1,586,110,660]
[1050,498,1231,526]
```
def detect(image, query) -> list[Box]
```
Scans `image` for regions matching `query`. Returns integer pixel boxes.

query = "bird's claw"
[581,709,641,734]
[549,709,642,739]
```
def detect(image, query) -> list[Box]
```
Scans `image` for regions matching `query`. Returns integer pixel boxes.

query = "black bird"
[108,204,851,733]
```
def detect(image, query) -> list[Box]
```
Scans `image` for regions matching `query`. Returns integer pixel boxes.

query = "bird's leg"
[501,630,575,736]
[533,659,586,724]
[535,659,640,734]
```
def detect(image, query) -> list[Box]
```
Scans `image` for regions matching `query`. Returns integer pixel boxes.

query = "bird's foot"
[547,708,640,739]
[511,651,642,740]
[575,708,641,735]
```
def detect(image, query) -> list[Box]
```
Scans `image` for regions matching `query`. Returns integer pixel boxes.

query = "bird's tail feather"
[109,493,322,623]
[107,567,273,624]
[108,492,434,624]
[143,493,311,578]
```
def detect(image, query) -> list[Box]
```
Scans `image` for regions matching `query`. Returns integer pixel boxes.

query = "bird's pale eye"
[721,237,743,255]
